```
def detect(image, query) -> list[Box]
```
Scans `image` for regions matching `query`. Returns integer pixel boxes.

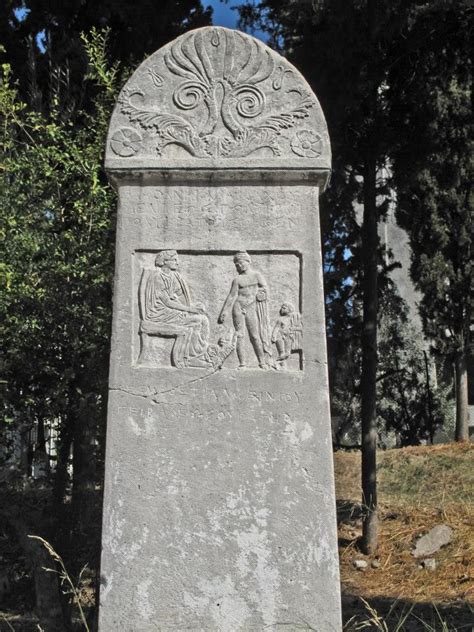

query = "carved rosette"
[291,130,322,158]
[106,27,331,170]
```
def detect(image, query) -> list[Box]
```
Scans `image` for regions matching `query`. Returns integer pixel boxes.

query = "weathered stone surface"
[99,26,341,631]
[412,524,453,558]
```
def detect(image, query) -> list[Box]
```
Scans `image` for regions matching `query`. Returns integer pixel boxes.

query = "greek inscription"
[120,188,309,235]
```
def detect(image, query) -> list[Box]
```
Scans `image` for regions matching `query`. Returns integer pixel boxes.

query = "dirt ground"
[336,443,474,630]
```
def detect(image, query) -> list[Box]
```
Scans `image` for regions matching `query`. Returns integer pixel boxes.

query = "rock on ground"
[412,524,453,558]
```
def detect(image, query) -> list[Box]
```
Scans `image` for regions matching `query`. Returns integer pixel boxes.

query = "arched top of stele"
[105,27,331,185]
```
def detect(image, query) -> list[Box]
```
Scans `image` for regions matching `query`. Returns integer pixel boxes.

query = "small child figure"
[271,302,303,368]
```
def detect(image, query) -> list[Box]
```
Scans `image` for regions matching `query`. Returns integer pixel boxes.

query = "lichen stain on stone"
[166,473,189,497]
[136,578,155,620]
[300,421,314,442]
[307,532,331,566]
[103,507,125,555]
[104,507,148,564]
[128,415,141,436]
[183,575,252,630]
[283,414,314,446]
[127,412,157,437]
[234,524,280,627]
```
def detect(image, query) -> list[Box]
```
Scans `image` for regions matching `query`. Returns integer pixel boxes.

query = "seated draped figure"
[138,250,211,368]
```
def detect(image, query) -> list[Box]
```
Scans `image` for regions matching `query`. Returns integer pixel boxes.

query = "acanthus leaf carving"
[119,89,211,158]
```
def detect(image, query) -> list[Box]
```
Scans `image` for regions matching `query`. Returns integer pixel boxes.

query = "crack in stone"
[151,366,221,403]
[109,386,150,400]
[110,366,221,404]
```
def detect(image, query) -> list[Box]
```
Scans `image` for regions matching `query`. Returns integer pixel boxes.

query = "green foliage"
[332,284,454,447]
[0,30,120,462]
[1,0,212,110]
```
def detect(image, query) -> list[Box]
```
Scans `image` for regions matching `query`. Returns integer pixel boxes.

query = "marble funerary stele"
[101,26,341,632]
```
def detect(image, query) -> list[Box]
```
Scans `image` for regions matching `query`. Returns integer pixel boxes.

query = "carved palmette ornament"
[106,27,330,163]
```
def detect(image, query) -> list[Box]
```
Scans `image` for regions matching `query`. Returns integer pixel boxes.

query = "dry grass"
[335,443,474,625]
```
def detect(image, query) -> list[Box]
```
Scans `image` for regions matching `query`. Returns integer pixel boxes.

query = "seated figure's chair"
[138,318,192,368]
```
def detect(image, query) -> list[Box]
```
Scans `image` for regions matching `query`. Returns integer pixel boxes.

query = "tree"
[238,0,471,547]
[238,0,405,554]
[390,1,472,441]
[0,29,121,624]
[1,0,212,110]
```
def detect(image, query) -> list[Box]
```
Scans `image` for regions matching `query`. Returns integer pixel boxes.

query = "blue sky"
[206,0,241,28]
[15,1,267,51]
[206,0,267,42]
[14,7,29,20]
[16,1,256,31]
[206,0,266,41]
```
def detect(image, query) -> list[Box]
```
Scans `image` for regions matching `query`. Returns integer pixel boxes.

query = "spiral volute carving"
[233,85,265,119]
[173,81,207,110]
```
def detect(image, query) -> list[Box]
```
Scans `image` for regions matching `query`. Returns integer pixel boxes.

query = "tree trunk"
[423,350,435,443]
[360,155,379,555]
[72,396,97,503]
[53,418,73,510]
[360,0,379,557]
[34,416,50,479]
[454,347,469,441]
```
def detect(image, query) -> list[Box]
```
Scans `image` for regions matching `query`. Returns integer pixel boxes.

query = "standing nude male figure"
[218,251,273,368]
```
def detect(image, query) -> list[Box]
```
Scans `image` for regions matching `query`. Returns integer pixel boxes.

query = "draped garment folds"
[139,268,209,367]
[256,293,273,364]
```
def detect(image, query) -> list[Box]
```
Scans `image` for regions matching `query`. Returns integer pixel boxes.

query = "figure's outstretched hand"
[217,313,225,324]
